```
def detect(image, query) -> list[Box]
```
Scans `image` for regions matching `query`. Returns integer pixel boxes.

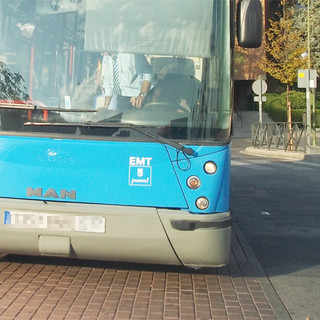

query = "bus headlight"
[196,197,209,210]
[204,161,217,174]
[187,176,201,189]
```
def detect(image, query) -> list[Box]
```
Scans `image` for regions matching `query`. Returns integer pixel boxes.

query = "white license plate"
[3,210,105,233]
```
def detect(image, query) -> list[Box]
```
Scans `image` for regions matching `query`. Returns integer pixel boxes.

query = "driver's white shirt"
[102,53,154,97]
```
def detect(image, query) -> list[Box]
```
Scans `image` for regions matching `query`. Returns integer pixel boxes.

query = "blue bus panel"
[0,135,230,214]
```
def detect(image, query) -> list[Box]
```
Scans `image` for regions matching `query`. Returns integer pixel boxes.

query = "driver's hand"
[130,96,145,109]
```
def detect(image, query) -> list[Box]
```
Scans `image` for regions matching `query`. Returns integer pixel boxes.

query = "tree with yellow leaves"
[259,1,307,123]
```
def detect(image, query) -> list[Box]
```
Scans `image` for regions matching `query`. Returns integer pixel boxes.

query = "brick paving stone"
[113,311,132,319]
[182,306,196,316]
[37,304,56,312]
[82,308,101,318]
[211,308,228,316]
[1,304,25,318]
[65,314,83,320]
[131,308,148,317]
[147,314,164,320]
[32,311,54,319]
[49,308,70,318]
[148,305,164,314]
[14,307,37,319]
[228,314,245,320]
[0,230,283,320]
[118,299,134,310]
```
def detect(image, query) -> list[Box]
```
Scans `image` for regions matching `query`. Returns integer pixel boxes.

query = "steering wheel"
[142,102,190,113]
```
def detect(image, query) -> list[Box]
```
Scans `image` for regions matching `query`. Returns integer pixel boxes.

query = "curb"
[243,147,305,160]
[232,223,292,320]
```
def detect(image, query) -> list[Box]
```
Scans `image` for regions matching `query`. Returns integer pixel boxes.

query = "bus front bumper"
[158,209,231,268]
[0,199,231,268]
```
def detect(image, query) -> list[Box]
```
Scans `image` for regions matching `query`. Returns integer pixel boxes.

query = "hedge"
[262,93,319,126]
[279,91,306,109]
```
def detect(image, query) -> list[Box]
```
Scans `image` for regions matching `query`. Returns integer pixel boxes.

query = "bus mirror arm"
[236,0,263,48]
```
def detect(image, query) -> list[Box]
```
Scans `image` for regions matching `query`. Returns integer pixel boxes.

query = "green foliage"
[259,5,307,86]
[291,108,307,123]
[0,62,29,100]
[263,95,287,122]
[279,91,306,109]
[294,0,320,74]
[264,93,320,126]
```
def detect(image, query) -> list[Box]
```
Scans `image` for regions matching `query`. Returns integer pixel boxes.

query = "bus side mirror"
[237,0,263,48]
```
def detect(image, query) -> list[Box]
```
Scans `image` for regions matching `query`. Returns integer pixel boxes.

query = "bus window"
[0,0,231,142]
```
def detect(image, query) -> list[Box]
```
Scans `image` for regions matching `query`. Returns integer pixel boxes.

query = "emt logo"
[129,157,152,187]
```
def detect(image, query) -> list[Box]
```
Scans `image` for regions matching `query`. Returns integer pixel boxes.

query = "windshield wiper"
[129,124,195,156]
[25,121,196,156]
[0,102,96,112]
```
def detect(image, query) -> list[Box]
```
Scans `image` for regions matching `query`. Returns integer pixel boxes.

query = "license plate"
[3,210,105,233]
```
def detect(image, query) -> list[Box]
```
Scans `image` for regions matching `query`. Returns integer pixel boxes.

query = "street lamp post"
[307,0,311,69]
[307,0,317,147]
[306,70,311,153]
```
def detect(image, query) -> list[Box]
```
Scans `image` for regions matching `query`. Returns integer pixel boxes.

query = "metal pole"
[312,92,317,146]
[306,0,312,152]
[307,0,311,69]
[306,70,311,153]
[308,0,317,147]
[259,100,262,123]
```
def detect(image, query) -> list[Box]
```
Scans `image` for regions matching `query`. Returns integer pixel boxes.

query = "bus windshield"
[0,0,231,142]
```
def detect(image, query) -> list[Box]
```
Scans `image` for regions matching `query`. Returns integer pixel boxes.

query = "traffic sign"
[297,69,317,89]
[252,79,267,95]
[254,96,267,102]
[252,79,267,123]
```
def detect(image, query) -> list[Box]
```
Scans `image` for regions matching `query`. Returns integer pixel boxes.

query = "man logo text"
[27,187,76,200]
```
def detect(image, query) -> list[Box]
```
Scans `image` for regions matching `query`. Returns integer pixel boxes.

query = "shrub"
[265,97,287,122]
[279,91,306,109]
[292,109,305,122]
[263,93,319,126]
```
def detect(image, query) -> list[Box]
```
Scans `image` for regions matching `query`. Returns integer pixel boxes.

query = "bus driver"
[102,53,154,111]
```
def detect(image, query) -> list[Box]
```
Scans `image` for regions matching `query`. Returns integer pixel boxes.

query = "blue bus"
[0,0,261,267]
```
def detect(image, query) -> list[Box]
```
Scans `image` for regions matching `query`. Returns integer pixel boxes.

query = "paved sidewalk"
[0,225,289,320]
[233,111,320,162]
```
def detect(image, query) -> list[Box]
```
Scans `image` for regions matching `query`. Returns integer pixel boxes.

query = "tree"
[259,0,307,123]
[0,62,29,100]
[294,0,320,73]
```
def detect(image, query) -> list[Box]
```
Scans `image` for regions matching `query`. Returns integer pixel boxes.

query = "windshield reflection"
[0,0,231,141]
